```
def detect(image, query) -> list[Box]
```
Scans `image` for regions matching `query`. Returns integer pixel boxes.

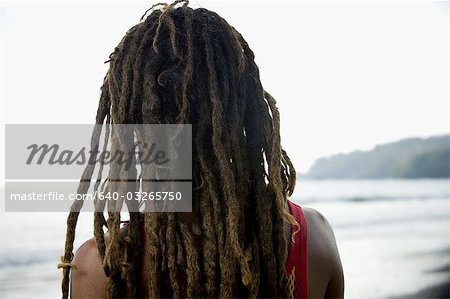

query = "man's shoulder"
[74,238,97,259]
[71,238,108,298]
[302,207,340,261]
[301,207,344,297]
[302,207,335,239]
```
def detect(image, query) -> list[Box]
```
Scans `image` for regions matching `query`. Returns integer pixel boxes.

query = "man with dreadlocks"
[59,1,344,298]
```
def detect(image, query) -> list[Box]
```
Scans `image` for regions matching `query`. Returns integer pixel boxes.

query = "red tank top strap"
[285,200,309,299]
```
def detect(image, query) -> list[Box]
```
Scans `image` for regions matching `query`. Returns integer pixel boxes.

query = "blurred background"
[0,1,448,298]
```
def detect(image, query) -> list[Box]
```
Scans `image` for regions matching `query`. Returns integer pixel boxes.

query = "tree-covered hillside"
[305,135,450,179]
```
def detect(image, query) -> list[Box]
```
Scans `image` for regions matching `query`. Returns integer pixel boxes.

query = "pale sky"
[0,0,448,175]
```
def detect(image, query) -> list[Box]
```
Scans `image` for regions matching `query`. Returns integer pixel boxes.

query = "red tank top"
[285,200,309,299]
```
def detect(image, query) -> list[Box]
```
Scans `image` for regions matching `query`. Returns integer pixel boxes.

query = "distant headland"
[304,135,450,179]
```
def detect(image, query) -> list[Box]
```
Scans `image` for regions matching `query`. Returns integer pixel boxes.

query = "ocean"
[0,179,449,298]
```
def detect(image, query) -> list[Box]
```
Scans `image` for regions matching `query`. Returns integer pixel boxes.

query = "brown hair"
[59,1,297,298]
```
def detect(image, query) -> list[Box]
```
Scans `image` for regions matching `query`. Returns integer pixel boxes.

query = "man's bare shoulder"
[302,208,339,253]
[71,238,107,298]
[301,207,344,298]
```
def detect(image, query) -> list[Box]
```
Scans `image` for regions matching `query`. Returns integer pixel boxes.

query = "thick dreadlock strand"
[130,12,162,124]
[199,189,218,296]
[204,25,253,288]
[178,5,194,123]
[165,213,180,297]
[179,221,201,297]
[92,82,113,263]
[264,90,291,294]
[152,0,187,56]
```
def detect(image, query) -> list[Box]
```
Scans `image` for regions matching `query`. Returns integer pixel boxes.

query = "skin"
[71,206,344,298]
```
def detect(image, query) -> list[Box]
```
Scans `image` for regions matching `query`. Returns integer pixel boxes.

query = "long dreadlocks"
[58,1,298,298]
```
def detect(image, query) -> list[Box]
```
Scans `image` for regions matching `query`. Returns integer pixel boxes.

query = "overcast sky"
[0,0,448,174]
